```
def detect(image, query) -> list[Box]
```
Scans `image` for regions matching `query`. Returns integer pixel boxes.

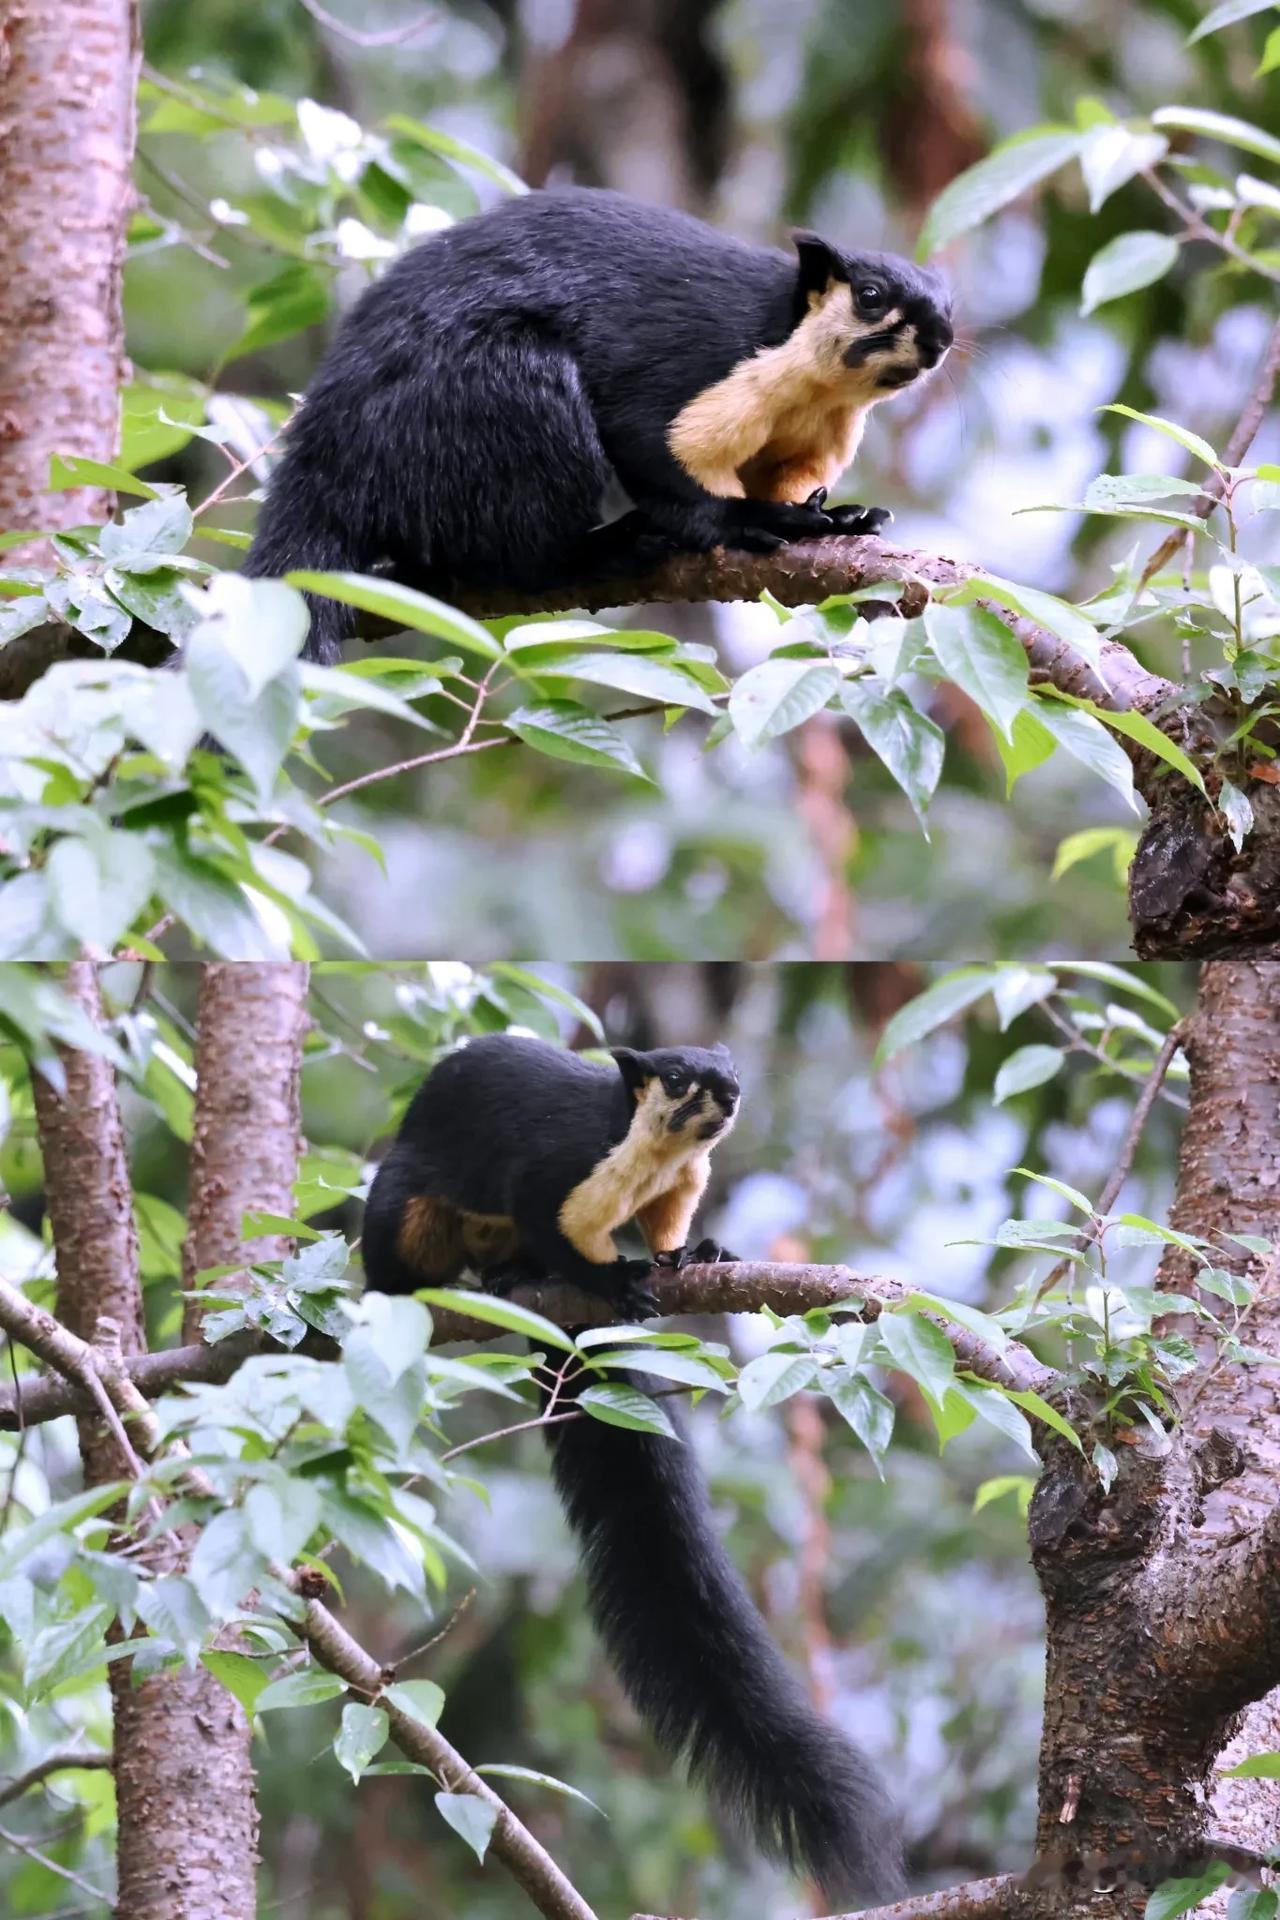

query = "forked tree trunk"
[0,0,138,549]
[1010,959,1280,1920]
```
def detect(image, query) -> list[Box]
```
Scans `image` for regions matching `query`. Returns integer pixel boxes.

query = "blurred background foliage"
[0,956,1196,1918]
[116,0,1280,961]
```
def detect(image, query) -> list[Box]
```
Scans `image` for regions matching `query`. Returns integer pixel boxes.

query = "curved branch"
[633,1876,1022,1920]
[0,1259,1054,1428]
[1,532,1174,744]
[300,1588,598,1920]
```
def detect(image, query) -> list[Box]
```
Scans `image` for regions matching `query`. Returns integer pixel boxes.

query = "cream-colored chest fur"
[667,283,904,503]
[558,1080,723,1264]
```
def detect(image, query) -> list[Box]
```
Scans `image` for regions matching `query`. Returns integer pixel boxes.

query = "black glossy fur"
[361,1031,904,1903]
[361,1032,737,1301]
[244,187,951,660]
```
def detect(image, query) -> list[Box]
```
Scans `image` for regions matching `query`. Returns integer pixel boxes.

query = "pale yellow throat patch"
[557,1077,733,1265]
[668,280,910,504]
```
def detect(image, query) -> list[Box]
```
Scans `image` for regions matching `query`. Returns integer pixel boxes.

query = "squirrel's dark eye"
[857,282,886,312]
[663,1071,687,1095]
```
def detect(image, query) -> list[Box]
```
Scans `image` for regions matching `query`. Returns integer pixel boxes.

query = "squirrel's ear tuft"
[793,231,847,301]
[611,1047,648,1097]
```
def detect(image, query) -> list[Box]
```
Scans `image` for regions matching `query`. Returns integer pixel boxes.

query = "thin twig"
[0,1821,112,1905]
[1039,1001,1190,1111]
[1035,1020,1186,1298]
[1136,305,1280,588]
[0,1752,114,1810]
[296,0,438,47]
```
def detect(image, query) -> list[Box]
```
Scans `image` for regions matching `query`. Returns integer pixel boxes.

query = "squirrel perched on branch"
[245,186,953,660]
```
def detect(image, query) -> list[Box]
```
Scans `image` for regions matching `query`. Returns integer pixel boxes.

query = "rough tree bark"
[31,962,261,1920]
[1160,961,1280,1904]
[0,0,138,551]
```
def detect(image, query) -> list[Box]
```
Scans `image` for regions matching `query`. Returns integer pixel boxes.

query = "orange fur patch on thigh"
[396,1194,466,1282]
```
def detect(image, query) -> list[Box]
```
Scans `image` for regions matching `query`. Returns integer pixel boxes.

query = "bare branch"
[299,1589,599,1920]
[632,1876,1022,1920]
[0,1259,1054,1430]
[0,1750,114,1810]
[1138,310,1280,588]
[1035,1020,1186,1298]
[1,533,1176,752]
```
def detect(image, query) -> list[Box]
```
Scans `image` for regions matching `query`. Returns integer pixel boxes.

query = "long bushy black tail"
[546,1384,906,1905]
[242,448,365,665]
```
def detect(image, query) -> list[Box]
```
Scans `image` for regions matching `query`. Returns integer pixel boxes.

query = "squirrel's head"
[791,233,954,394]
[610,1043,740,1143]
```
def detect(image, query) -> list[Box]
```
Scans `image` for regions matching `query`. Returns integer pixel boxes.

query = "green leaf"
[0,1482,130,1581]
[578,1382,678,1436]
[257,1668,348,1711]
[1051,826,1136,883]
[100,493,194,562]
[151,846,286,961]
[973,1473,1035,1514]
[505,701,651,780]
[736,1350,818,1410]
[1077,701,1206,793]
[1013,1169,1096,1215]
[1153,104,1280,168]
[918,126,1085,255]
[877,1312,957,1402]
[188,1508,269,1618]
[1032,701,1140,814]
[873,967,997,1064]
[1227,1891,1278,1920]
[1003,1388,1084,1451]
[1083,473,1208,510]
[202,1650,270,1715]
[1056,961,1181,1020]
[244,1479,322,1565]
[417,1287,577,1353]
[229,263,331,362]
[385,115,527,194]
[475,1764,605,1815]
[49,452,160,499]
[923,603,1029,741]
[1144,1862,1230,1919]
[385,1679,446,1730]
[994,1044,1065,1104]
[728,657,841,748]
[905,1292,1011,1353]
[435,1791,498,1862]
[528,647,719,716]
[585,1349,730,1391]
[1101,403,1220,469]
[826,1370,895,1472]
[961,571,1106,674]
[1080,125,1170,211]
[1223,1751,1280,1778]
[1188,0,1278,38]
[334,1702,390,1782]
[838,678,945,827]
[1081,231,1179,314]
[960,1383,1037,1459]
[1092,1441,1118,1492]
[991,964,1058,1028]
[285,571,503,661]
[1260,23,1280,73]
[47,830,155,952]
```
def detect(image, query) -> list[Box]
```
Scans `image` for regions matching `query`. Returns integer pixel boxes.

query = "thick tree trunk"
[33,963,261,1920]
[1160,960,1280,1900]
[0,0,138,549]
[1011,958,1280,1920]
[181,961,311,1341]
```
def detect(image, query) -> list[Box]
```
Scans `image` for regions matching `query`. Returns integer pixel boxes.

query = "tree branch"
[0,1749,114,1809]
[1138,311,1280,588]
[0,1260,1054,1429]
[2,532,1175,747]
[632,1875,1022,1920]
[299,1588,599,1920]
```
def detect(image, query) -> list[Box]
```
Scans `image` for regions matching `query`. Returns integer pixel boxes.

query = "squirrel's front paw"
[610,1257,661,1321]
[653,1238,740,1270]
